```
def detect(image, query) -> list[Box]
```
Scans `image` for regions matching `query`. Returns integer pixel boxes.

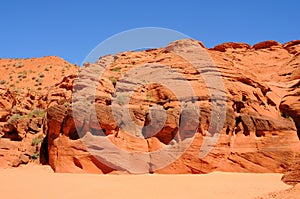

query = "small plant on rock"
[111,67,121,73]
[8,114,22,124]
[38,73,45,78]
[16,62,24,68]
[28,109,45,118]
[146,92,152,101]
[63,102,70,108]
[30,152,39,160]
[31,137,42,146]
[109,76,117,85]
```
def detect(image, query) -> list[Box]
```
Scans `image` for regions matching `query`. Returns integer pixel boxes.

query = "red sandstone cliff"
[0,40,299,183]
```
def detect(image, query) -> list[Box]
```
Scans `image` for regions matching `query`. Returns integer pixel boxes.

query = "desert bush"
[109,76,117,84]
[30,152,39,160]
[35,78,43,83]
[111,67,121,72]
[146,92,151,101]
[63,102,70,107]
[31,137,42,146]
[28,109,45,118]
[16,62,24,68]
[38,73,45,78]
[8,114,22,124]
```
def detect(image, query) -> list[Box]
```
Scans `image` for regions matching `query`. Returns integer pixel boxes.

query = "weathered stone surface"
[253,40,282,50]
[45,39,299,175]
[283,40,300,54]
[0,56,78,168]
[282,143,300,186]
[213,42,251,52]
[0,86,15,122]
[0,40,299,178]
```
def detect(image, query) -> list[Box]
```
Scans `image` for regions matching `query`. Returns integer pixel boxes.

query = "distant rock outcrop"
[0,57,78,168]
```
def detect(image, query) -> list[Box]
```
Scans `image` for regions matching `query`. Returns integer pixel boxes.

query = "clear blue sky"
[1,0,299,64]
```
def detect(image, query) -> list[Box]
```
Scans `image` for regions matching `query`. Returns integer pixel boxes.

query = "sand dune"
[0,164,291,199]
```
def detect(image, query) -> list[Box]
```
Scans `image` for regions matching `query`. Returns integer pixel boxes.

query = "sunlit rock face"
[1,40,299,176]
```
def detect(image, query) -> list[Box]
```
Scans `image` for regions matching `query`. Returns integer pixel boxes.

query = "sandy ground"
[0,164,292,199]
[255,183,300,199]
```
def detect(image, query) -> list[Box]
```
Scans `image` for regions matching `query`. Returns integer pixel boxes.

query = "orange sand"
[0,164,291,199]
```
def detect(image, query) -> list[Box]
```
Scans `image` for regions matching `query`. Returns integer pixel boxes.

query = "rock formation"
[0,40,299,180]
[0,56,78,168]
[46,39,300,175]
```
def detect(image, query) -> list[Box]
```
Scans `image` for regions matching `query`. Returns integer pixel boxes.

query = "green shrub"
[111,67,121,72]
[28,109,45,118]
[146,92,151,101]
[30,152,39,160]
[38,73,45,78]
[63,102,70,107]
[109,76,117,84]
[13,87,21,94]
[35,78,42,83]
[8,114,22,124]
[31,137,42,146]
[16,62,24,68]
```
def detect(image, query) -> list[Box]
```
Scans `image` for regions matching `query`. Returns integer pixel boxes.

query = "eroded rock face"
[45,39,300,175]
[0,86,45,167]
[282,150,300,185]
[0,57,78,168]
[0,39,299,177]
[0,86,15,123]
